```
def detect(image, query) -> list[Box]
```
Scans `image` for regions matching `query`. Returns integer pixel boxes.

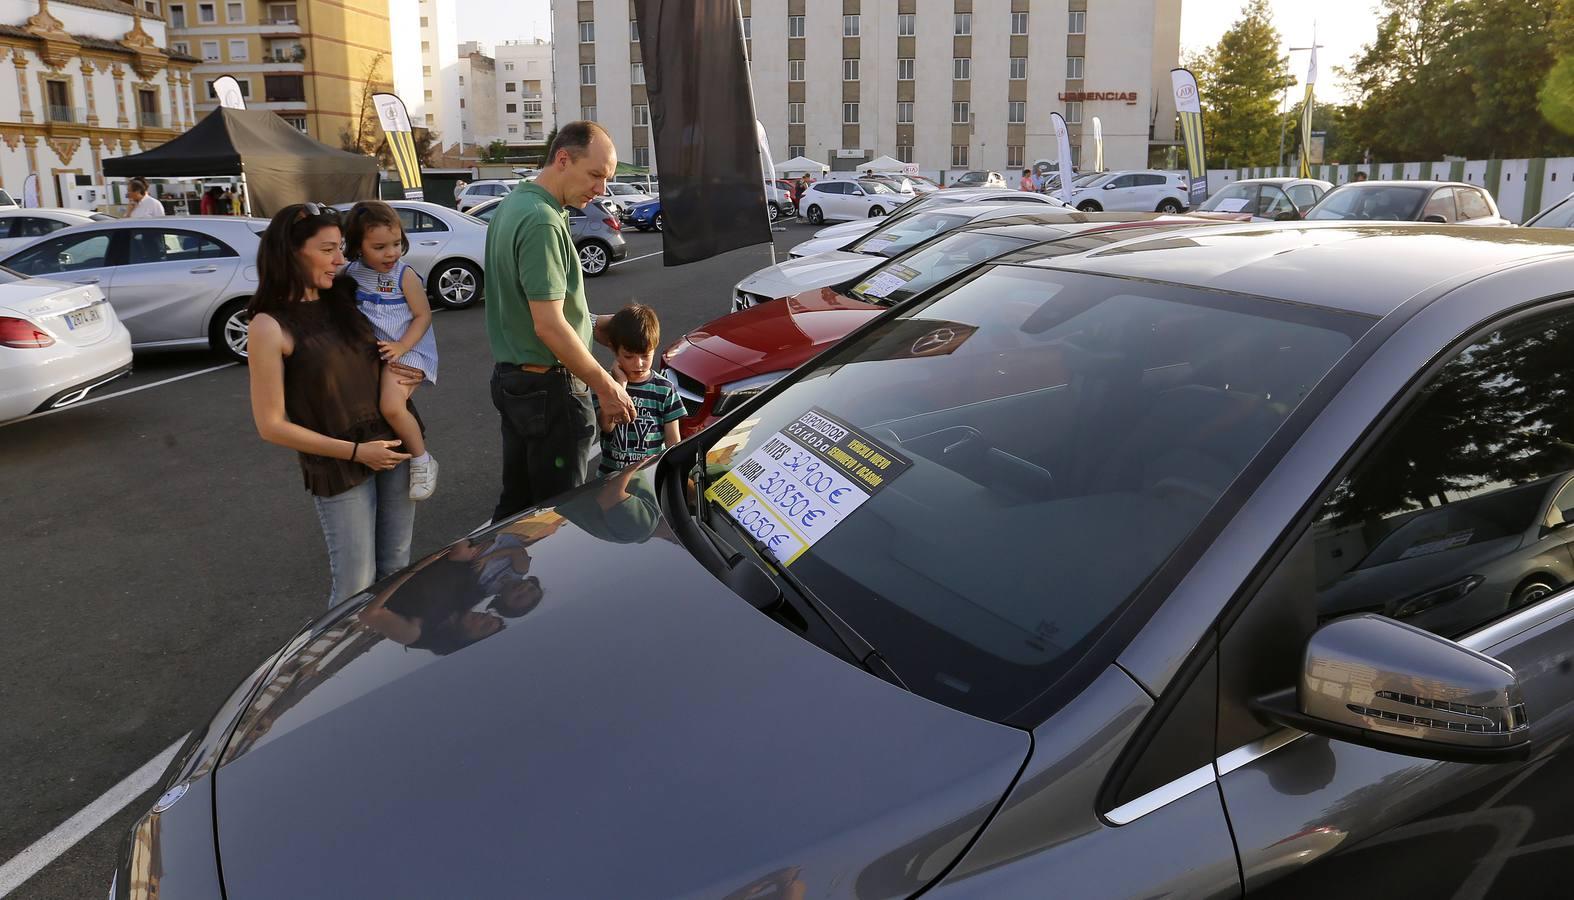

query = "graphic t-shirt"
[595,372,685,474]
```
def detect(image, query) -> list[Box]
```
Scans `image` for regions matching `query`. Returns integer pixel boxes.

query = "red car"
[661,217,1211,436]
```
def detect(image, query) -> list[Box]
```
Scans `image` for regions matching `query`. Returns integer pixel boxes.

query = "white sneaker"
[409,455,438,501]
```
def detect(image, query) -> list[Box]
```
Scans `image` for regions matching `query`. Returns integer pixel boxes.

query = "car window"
[1422,187,1457,223]
[1308,306,1574,639]
[1458,188,1494,220]
[127,229,235,265]
[472,203,498,222]
[696,266,1367,722]
[1198,182,1258,213]
[852,230,1037,304]
[1530,194,1574,229]
[1107,175,1138,189]
[398,209,448,233]
[1551,478,1574,525]
[848,210,974,258]
[12,216,69,238]
[4,231,112,274]
[1306,185,1429,221]
[1286,183,1320,209]
[0,190,14,206]
[1257,185,1295,218]
[1134,174,1167,187]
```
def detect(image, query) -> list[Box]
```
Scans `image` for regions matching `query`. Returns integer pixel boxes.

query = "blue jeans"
[310,462,416,606]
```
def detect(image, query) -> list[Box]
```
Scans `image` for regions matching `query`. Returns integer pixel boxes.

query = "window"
[505,102,516,113]
[633,104,649,125]
[843,59,859,82]
[1459,188,1493,220]
[425,113,434,125]
[898,58,914,81]
[1011,12,1028,34]
[395,208,448,233]
[458,98,465,109]
[504,82,516,92]
[1008,100,1025,123]
[633,147,651,168]
[789,59,804,81]
[6,232,112,275]
[578,21,594,42]
[200,40,220,62]
[789,102,804,124]
[1069,9,1086,34]
[843,14,859,37]
[789,15,804,37]
[1066,100,1083,123]
[742,17,751,39]
[143,0,159,14]
[422,65,431,76]
[127,229,234,265]
[1287,183,1322,210]
[1008,145,1024,168]
[419,15,427,26]
[954,13,971,35]
[954,58,969,80]
[44,79,70,122]
[952,144,968,167]
[898,13,915,36]
[582,105,596,121]
[580,64,595,85]
[168,3,185,27]
[266,2,295,23]
[226,0,242,21]
[897,101,913,124]
[789,145,804,158]
[843,102,859,124]
[630,19,640,41]
[897,145,913,163]
[1010,57,1027,79]
[227,38,247,61]
[504,62,514,71]
[282,115,307,132]
[1423,188,1458,223]
[197,2,214,23]
[423,90,433,101]
[508,125,519,134]
[1067,56,1084,79]
[263,74,304,102]
[953,101,970,124]
[136,88,159,126]
[632,63,645,84]
[205,78,250,98]
[421,41,430,52]
[172,41,189,55]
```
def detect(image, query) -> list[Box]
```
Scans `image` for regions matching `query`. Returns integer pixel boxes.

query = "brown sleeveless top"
[279,292,399,497]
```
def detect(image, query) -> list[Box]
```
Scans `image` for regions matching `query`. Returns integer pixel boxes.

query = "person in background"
[126,178,164,218]
[1019,169,1036,192]
[1352,171,1369,183]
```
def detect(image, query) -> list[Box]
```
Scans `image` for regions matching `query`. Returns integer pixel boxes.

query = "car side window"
[1108,175,1137,189]
[1548,477,1574,527]
[1458,188,1494,221]
[1286,184,1319,210]
[1258,186,1295,218]
[127,229,235,265]
[1135,174,1166,187]
[14,217,66,238]
[1422,188,1457,222]
[5,231,112,275]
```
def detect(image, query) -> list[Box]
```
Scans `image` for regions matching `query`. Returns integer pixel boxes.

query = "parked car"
[0,264,131,422]
[468,197,627,277]
[0,216,264,361]
[116,222,1574,900]
[1304,180,1512,225]
[0,208,114,255]
[598,182,655,216]
[949,170,1007,189]
[907,175,942,193]
[764,182,795,222]
[455,179,519,213]
[1523,190,1574,228]
[333,200,487,307]
[798,179,903,224]
[790,188,1070,258]
[1067,169,1191,213]
[773,178,804,207]
[1192,177,1331,222]
[627,198,664,232]
[856,174,917,195]
[0,188,17,208]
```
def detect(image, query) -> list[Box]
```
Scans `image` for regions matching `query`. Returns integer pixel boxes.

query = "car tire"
[431,259,483,309]
[578,240,612,277]
[210,297,251,362]
[868,206,886,217]
[1156,199,1185,213]
[1510,578,1559,610]
[653,212,665,232]
[1077,200,1103,212]
[769,203,782,223]
[807,204,824,225]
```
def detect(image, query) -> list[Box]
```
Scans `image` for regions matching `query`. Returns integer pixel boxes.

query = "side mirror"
[852,189,864,196]
[1251,614,1530,764]
[1423,214,1448,223]
[1103,183,1118,190]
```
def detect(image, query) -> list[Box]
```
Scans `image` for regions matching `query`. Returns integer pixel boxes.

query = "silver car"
[0,208,115,256]
[468,197,628,277]
[0,216,264,361]
[343,201,488,309]
[455,179,519,213]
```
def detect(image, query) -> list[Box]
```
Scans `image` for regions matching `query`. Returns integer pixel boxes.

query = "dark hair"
[342,200,409,260]
[547,120,612,166]
[607,303,660,354]
[128,178,148,195]
[247,203,369,344]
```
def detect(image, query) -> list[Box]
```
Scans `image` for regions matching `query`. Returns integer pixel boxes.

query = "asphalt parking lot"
[0,223,811,898]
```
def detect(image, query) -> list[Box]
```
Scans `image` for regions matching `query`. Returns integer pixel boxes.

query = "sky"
[459,0,1381,108]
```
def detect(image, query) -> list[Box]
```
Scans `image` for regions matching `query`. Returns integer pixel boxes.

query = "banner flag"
[212,75,246,110]
[1299,42,1317,179]
[22,173,39,208]
[1092,117,1104,173]
[1171,68,1208,207]
[1051,112,1075,205]
[372,93,424,200]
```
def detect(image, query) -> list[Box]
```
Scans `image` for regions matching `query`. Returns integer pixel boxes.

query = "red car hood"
[665,288,883,383]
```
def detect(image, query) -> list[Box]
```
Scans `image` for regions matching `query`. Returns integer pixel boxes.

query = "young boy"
[596,304,685,476]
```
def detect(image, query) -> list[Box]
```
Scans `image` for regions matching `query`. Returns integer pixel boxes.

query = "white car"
[0,188,16,209]
[1192,177,1331,222]
[1068,170,1191,213]
[791,188,1069,258]
[0,265,131,422]
[949,171,1007,190]
[798,179,904,225]
[334,200,488,309]
[599,182,655,216]
[0,208,112,255]
[455,180,518,213]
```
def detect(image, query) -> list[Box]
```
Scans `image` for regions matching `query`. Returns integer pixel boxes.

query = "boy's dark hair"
[607,304,660,354]
[341,199,409,260]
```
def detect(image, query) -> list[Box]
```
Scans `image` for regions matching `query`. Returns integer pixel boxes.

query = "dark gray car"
[469,196,628,277]
[116,223,1574,898]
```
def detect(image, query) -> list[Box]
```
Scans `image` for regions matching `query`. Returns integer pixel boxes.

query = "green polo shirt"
[485,182,592,367]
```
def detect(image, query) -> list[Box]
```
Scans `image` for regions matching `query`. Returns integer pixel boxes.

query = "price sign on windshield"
[704,408,910,565]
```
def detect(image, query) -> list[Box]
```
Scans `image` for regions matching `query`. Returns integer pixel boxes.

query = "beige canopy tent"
[774,155,829,176]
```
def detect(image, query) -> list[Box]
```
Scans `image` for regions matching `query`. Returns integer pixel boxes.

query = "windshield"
[956,173,987,185]
[859,180,895,195]
[1530,194,1574,229]
[694,267,1368,722]
[848,211,973,258]
[1198,182,1258,212]
[1306,185,1428,221]
[608,183,639,195]
[1072,172,1105,188]
[852,231,1035,304]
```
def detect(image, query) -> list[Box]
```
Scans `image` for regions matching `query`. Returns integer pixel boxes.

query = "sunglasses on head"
[299,202,340,220]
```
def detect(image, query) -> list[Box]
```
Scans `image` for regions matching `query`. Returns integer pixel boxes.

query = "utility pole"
[1278,35,1322,171]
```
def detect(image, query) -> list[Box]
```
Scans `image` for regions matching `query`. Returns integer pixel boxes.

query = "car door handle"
[190,265,218,274]
[419,240,441,246]
[72,276,99,284]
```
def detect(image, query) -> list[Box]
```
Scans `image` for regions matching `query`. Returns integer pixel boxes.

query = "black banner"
[635,0,772,266]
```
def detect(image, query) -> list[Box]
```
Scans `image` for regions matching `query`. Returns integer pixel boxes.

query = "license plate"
[65,306,102,330]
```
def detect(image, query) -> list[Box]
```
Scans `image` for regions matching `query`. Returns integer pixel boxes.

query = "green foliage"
[1190,0,1295,167]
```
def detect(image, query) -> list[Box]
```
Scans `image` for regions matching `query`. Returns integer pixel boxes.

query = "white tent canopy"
[864,155,915,174]
[775,155,829,175]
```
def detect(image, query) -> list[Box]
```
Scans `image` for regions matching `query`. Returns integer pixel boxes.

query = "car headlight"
[712,371,786,416]
[1392,575,1486,620]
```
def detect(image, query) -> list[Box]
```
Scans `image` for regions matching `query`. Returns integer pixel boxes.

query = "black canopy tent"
[102,108,378,216]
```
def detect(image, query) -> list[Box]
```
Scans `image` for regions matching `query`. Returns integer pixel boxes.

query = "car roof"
[1231,177,1330,186]
[66,215,267,228]
[1000,221,1574,316]
[1326,180,1463,190]
[0,207,93,216]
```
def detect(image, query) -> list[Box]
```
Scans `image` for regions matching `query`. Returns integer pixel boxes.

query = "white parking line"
[0,362,238,429]
[611,250,663,267]
[0,735,187,897]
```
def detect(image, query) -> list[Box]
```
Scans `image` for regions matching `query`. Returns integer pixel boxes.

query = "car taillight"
[0,316,54,348]
[604,216,620,231]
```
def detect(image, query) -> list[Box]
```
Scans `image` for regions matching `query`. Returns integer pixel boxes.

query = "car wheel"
[768,203,782,223]
[1156,198,1185,213]
[431,259,483,309]
[1077,200,1103,212]
[210,297,251,362]
[578,240,611,277]
[1510,578,1558,610]
[868,206,886,217]
[653,212,665,232]
[807,204,824,225]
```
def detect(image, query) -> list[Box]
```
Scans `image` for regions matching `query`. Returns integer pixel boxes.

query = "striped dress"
[345,259,439,384]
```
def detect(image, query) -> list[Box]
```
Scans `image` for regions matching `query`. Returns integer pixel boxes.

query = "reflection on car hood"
[213,468,1028,899]
[672,289,883,379]
[738,249,881,300]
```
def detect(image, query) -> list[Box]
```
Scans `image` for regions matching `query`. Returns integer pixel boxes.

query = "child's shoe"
[409,454,438,501]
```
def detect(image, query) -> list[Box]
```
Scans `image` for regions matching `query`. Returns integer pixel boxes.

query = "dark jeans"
[491,364,596,523]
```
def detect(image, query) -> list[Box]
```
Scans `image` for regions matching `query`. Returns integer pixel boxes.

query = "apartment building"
[493,38,551,146]
[552,0,1181,177]
[456,40,497,148]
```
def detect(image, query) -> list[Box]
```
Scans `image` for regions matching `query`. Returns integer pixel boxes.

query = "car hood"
[672,288,884,379]
[213,468,1028,899]
[738,249,881,299]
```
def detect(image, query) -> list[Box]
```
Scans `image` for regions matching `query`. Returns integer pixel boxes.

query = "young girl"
[342,201,440,500]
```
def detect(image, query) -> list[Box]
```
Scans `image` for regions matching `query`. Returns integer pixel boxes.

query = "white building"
[389,0,459,146]
[1,0,199,207]
[456,40,497,148]
[493,37,551,146]
[551,0,1181,178]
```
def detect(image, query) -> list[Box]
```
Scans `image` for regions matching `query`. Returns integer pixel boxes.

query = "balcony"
[268,45,306,63]
[258,17,303,35]
[46,105,88,124]
[138,110,165,128]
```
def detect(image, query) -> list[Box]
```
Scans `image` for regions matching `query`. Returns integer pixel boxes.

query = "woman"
[246,203,425,605]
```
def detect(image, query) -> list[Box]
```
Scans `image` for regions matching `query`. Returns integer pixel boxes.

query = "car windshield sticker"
[1397,529,1475,560]
[704,408,911,565]
[1212,197,1250,213]
[858,233,900,254]
[857,264,920,298]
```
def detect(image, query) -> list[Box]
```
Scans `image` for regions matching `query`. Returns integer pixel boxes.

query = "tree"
[483,139,509,163]
[1193,0,1295,167]
[341,51,389,156]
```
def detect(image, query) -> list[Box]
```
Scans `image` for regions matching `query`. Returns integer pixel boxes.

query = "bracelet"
[349,441,359,462]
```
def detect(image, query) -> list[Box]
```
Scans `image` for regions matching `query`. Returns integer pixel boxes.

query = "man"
[485,121,637,523]
[126,178,164,218]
